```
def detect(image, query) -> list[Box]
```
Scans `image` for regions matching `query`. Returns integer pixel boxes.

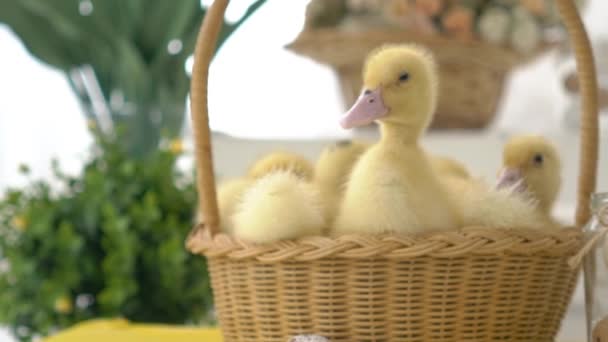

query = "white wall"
[1,0,608,341]
[1,0,608,192]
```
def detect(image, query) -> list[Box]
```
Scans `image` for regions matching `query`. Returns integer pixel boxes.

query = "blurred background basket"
[288,29,550,129]
[187,0,599,341]
[286,0,584,129]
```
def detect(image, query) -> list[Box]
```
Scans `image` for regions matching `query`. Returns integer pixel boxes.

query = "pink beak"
[496,168,527,193]
[340,88,389,129]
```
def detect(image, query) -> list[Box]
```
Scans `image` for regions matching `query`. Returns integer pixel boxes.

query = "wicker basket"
[286,29,552,129]
[187,0,600,341]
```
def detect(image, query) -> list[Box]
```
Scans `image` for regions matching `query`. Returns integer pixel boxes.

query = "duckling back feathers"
[233,171,325,243]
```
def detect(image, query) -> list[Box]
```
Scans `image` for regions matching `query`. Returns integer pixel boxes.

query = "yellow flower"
[11,216,27,231]
[87,119,97,130]
[54,296,73,314]
[169,139,185,154]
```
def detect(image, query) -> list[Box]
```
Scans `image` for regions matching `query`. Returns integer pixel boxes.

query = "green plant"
[0,0,266,157]
[0,129,211,342]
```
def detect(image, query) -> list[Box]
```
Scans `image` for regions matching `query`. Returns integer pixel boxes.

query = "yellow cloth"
[43,319,223,342]
[40,319,582,342]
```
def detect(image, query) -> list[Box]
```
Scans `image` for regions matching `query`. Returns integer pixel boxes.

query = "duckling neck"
[379,122,423,145]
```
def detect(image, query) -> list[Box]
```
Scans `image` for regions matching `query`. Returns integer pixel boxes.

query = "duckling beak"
[496,168,527,193]
[340,88,389,129]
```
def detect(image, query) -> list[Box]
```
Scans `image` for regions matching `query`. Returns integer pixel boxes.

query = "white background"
[1,0,608,341]
[1,0,608,190]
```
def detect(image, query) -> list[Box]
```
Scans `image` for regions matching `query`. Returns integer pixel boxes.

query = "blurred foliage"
[0,128,212,342]
[0,0,266,157]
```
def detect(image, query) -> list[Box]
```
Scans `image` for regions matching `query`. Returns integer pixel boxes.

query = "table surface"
[41,319,584,342]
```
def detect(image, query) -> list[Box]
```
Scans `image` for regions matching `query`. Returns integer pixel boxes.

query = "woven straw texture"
[187,0,599,341]
[187,228,581,341]
[287,29,550,129]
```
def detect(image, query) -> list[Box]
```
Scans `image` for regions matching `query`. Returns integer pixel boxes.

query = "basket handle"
[190,0,599,235]
[555,0,600,228]
[190,0,228,234]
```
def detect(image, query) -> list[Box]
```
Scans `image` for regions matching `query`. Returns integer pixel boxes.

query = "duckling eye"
[398,72,410,82]
[336,140,352,148]
[533,153,544,166]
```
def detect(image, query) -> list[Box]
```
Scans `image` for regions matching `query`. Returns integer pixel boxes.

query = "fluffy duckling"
[457,135,562,229]
[315,140,369,221]
[314,141,468,223]
[459,183,548,229]
[495,134,562,227]
[216,152,314,235]
[332,44,461,235]
[232,171,325,243]
[215,178,253,235]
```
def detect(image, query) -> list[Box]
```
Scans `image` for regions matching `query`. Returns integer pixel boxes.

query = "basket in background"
[286,0,576,129]
[287,29,551,129]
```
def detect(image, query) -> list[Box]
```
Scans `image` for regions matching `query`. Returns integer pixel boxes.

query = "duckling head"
[497,135,561,213]
[248,152,314,181]
[340,44,438,141]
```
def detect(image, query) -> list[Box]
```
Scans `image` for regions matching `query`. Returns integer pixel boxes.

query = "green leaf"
[0,3,76,69]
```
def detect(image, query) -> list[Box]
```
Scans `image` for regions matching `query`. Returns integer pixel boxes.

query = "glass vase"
[583,192,608,341]
[68,65,186,157]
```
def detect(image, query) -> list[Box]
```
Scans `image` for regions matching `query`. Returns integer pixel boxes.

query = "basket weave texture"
[187,0,600,341]
[188,228,581,341]
[287,29,550,129]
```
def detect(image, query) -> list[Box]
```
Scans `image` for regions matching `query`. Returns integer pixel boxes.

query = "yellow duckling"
[458,135,562,229]
[495,134,562,227]
[314,140,369,222]
[332,44,461,235]
[314,141,468,224]
[215,178,253,235]
[232,171,325,243]
[216,152,314,235]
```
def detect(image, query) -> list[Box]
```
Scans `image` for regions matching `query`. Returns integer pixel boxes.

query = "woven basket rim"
[187,225,583,262]
[286,28,555,70]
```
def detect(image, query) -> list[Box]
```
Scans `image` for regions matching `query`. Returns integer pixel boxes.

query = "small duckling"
[216,152,314,234]
[233,171,325,243]
[459,182,547,229]
[333,44,461,235]
[458,135,562,229]
[495,134,562,227]
[216,178,253,235]
[315,140,369,222]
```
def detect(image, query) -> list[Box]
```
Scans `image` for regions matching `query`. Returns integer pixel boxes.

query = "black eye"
[398,72,410,82]
[364,89,372,95]
[533,153,544,165]
[335,140,352,148]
